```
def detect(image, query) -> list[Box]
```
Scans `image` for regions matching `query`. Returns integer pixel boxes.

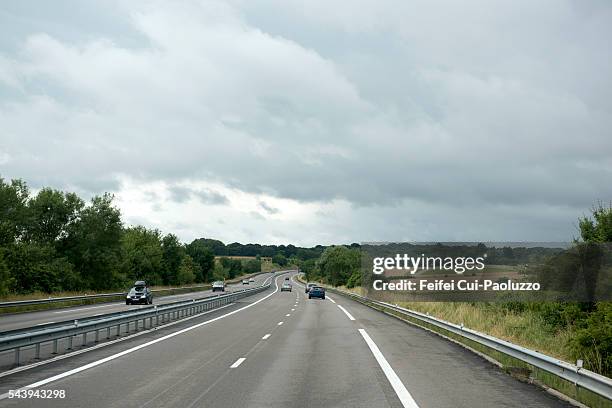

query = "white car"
[212,281,225,292]
[242,279,249,284]
[249,278,255,282]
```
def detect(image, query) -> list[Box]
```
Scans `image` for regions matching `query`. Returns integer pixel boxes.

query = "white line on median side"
[0,275,284,400]
[277,321,284,326]
[262,334,271,340]
[291,308,295,311]
[285,313,290,317]
[358,329,420,408]
[326,296,336,304]
[337,304,356,321]
[230,358,246,368]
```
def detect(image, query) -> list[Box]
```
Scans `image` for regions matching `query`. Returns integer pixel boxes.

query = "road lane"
[0,274,292,407]
[0,274,273,332]
[327,292,570,407]
[0,272,571,408]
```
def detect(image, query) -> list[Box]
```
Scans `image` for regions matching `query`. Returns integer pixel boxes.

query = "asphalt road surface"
[0,273,274,333]
[0,272,570,408]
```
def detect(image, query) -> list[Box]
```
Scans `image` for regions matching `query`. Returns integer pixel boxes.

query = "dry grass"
[397,301,575,362]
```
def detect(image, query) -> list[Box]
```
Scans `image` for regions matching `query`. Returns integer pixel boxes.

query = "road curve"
[0,272,570,408]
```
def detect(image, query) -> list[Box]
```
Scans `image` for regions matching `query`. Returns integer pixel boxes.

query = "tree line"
[0,177,324,295]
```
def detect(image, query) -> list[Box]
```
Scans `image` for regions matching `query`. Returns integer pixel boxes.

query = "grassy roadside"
[334,284,575,363]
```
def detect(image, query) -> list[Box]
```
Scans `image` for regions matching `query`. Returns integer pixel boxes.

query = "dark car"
[308,286,325,299]
[126,281,152,305]
[305,282,316,293]
[212,281,225,292]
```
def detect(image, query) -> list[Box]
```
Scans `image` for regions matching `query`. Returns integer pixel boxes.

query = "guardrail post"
[82,332,87,346]
[67,335,73,350]
[35,343,41,359]
[52,339,58,354]
[106,327,111,339]
[116,324,120,337]
[95,329,99,343]
[14,347,20,366]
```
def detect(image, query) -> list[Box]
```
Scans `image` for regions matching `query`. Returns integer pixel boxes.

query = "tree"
[272,253,287,267]
[579,201,612,243]
[0,250,13,296]
[4,243,78,293]
[244,259,261,274]
[25,188,84,245]
[63,194,123,290]
[218,257,242,279]
[0,178,29,246]
[316,246,360,287]
[120,226,163,285]
[186,240,215,282]
[161,233,185,285]
[176,255,197,285]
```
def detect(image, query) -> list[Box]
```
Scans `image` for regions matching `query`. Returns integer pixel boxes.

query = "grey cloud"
[193,189,229,205]
[249,211,266,220]
[1,0,611,243]
[168,185,229,205]
[259,201,279,214]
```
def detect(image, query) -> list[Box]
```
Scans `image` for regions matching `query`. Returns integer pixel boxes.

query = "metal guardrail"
[0,273,279,367]
[327,287,612,401]
[0,271,270,309]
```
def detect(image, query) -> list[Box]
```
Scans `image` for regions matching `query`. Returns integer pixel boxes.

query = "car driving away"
[305,282,316,293]
[212,281,225,292]
[308,285,325,299]
[281,281,292,292]
[126,281,152,305]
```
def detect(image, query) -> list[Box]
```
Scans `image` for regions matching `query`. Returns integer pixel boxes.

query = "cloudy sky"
[1,0,611,246]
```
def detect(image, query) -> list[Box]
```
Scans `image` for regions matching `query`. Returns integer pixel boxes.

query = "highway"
[0,272,570,407]
[0,274,274,333]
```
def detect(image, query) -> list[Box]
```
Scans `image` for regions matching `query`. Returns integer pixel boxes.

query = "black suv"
[126,281,153,305]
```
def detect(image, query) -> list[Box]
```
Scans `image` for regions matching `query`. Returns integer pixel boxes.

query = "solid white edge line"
[277,321,284,326]
[285,314,290,317]
[230,357,246,368]
[358,329,420,408]
[262,334,271,340]
[0,304,234,380]
[327,296,337,304]
[337,304,356,321]
[0,273,284,400]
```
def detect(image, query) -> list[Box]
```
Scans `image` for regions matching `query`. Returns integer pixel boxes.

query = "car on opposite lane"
[281,282,292,292]
[212,281,226,292]
[126,281,152,305]
[242,279,249,285]
[308,286,325,299]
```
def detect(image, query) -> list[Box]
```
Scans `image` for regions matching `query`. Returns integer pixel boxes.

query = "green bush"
[568,302,612,376]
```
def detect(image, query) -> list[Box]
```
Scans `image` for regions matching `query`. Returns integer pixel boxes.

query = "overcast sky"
[1,0,611,246]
